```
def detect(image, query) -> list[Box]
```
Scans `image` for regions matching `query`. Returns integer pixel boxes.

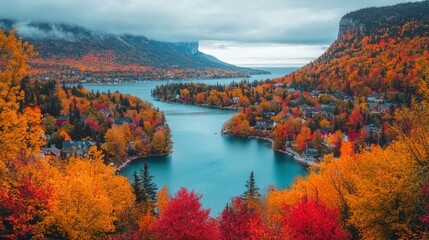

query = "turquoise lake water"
[85,67,307,216]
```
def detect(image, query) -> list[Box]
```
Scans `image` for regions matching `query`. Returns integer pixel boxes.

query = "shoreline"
[154,98,242,111]
[222,131,318,167]
[74,70,272,85]
[116,151,172,172]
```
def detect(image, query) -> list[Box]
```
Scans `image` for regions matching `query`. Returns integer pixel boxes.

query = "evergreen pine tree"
[139,162,158,204]
[241,171,260,200]
[131,171,144,203]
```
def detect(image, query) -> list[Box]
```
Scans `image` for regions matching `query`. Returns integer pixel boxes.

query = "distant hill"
[281,1,429,101]
[0,19,267,81]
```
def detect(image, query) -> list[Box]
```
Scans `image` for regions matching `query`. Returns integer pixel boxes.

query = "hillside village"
[21,80,172,166]
[152,79,397,165]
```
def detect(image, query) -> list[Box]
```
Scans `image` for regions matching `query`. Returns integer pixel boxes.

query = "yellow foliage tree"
[102,124,132,165]
[0,30,44,166]
[153,131,166,155]
[156,185,170,215]
[320,119,331,128]
[46,146,134,239]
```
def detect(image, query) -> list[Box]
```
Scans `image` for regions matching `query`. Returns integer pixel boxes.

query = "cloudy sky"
[0,0,413,66]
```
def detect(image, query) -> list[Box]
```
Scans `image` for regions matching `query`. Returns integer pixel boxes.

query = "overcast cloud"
[0,0,414,66]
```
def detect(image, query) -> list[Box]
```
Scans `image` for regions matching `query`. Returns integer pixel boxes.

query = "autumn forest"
[1,1,429,240]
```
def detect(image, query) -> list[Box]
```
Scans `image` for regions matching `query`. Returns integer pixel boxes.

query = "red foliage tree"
[0,178,52,239]
[347,110,364,130]
[219,198,266,239]
[151,187,219,240]
[283,198,350,240]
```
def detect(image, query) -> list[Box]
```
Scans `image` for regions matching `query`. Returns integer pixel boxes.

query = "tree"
[139,162,158,204]
[131,172,144,203]
[283,198,350,240]
[102,124,132,164]
[296,125,312,152]
[156,185,170,215]
[0,30,44,165]
[134,138,152,157]
[242,171,260,200]
[152,131,166,155]
[195,93,205,104]
[219,198,266,240]
[272,124,287,151]
[239,119,252,136]
[311,130,324,157]
[0,178,52,240]
[46,147,135,239]
[151,187,219,240]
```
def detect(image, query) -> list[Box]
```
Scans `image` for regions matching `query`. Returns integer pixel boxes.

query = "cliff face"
[173,42,199,55]
[339,1,429,38]
[280,1,429,98]
[338,18,365,39]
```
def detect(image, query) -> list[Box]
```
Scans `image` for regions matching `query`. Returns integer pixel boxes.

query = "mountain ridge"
[0,19,267,81]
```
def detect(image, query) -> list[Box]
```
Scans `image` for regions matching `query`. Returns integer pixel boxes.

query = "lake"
[85,67,307,216]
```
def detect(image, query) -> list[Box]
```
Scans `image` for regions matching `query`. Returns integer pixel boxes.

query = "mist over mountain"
[0,19,267,81]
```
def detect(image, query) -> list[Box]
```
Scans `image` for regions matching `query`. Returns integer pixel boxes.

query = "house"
[288,96,305,106]
[264,112,276,119]
[364,124,381,135]
[368,103,392,113]
[320,127,334,138]
[115,117,137,128]
[333,91,352,100]
[306,148,319,157]
[275,83,285,88]
[285,88,296,93]
[233,97,240,104]
[62,140,95,158]
[302,108,321,119]
[367,94,382,102]
[311,89,320,97]
[101,109,111,118]
[55,116,70,125]
[37,144,61,158]
[255,120,276,131]
[321,104,335,118]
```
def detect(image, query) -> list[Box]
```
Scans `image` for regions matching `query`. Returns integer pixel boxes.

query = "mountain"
[0,19,267,81]
[281,1,429,102]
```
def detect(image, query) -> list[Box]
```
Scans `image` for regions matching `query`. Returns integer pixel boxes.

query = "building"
[302,108,321,119]
[62,140,95,158]
[367,94,383,102]
[55,116,70,125]
[368,103,392,113]
[264,112,276,119]
[37,144,61,158]
[101,109,111,118]
[115,117,137,128]
[364,124,381,134]
[233,97,240,104]
[286,88,296,93]
[255,120,276,131]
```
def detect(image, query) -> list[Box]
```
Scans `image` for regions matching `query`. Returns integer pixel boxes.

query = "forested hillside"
[1,1,429,239]
[0,19,267,82]
[283,1,429,99]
